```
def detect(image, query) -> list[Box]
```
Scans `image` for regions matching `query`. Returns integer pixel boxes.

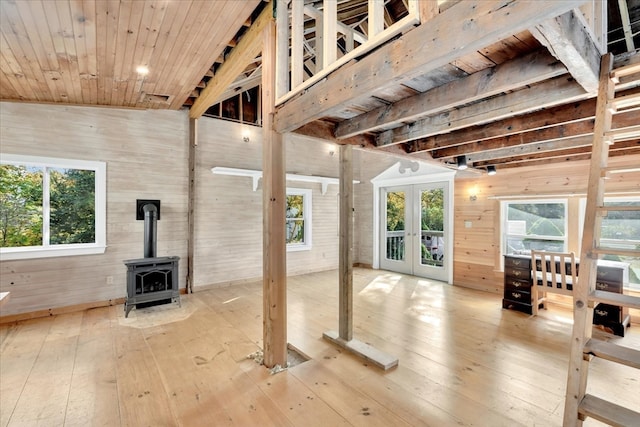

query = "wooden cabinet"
[502,255,631,336]
[593,263,630,336]
[502,255,535,314]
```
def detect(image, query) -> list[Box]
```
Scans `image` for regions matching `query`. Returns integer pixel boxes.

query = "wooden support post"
[369,0,384,36]
[291,0,304,89]
[186,117,197,293]
[262,15,287,369]
[339,144,353,341]
[276,0,289,99]
[323,0,337,68]
[323,144,398,371]
[418,0,439,23]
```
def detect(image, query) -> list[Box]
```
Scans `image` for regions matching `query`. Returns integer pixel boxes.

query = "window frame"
[0,154,106,260]
[579,196,640,291]
[286,187,312,252]
[500,198,568,257]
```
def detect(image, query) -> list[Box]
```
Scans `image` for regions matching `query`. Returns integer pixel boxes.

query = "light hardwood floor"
[1,268,639,426]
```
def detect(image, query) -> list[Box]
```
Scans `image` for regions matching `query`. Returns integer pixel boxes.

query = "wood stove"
[124,200,180,317]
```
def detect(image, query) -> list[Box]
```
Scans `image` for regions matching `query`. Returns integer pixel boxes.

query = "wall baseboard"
[0,288,188,324]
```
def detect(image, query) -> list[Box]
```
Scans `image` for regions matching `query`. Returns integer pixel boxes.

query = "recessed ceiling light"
[136,65,149,75]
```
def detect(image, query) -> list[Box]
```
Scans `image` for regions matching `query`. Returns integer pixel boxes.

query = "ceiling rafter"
[334,49,567,139]
[273,0,587,133]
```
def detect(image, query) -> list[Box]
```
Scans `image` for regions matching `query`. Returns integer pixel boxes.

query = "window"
[502,200,567,256]
[0,154,106,260]
[580,197,640,290]
[286,188,312,251]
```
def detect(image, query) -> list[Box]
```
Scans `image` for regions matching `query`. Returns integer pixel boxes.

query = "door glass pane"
[386,191,405,261]
[420,188,444,267]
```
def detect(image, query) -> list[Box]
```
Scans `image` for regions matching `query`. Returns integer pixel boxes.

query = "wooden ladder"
[562,52,640,427]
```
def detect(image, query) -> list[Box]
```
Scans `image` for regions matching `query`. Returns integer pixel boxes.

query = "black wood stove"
[124,200,180,317]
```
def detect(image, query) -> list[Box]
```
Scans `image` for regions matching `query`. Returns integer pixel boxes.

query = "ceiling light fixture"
[487,165,497,176]
[136,65,149,75]
[457,155,468,170]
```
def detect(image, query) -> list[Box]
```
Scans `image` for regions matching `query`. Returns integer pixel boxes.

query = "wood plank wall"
[453,156,640,293]
[351,149,639,296]
[2,101,637,316]
[352,149,397,267]
[193,118,341,289]
[0,104,342,317]
[0,102,189,316]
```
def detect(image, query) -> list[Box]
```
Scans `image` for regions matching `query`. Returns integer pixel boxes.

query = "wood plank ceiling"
[0,0,261,110]
[1,0,639,172]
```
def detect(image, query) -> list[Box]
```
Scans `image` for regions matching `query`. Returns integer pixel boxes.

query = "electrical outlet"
[106,276,114,285]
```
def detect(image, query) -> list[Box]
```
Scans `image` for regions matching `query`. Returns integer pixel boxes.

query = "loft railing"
[275,0,421,105]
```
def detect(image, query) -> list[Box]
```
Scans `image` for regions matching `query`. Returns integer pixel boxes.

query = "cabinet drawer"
[505,266,530,280]
[595,280,622,293]
[505,277,531,291]
[505,256,530,269]
[593,304,621,323]
[596,266,624,283]
[504,289,531,304]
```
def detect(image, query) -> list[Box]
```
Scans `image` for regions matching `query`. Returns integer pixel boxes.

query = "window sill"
[1,245,107,261]
[287,245,312,252]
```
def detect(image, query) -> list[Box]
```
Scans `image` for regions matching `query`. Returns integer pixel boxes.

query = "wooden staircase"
[562,52,640,427]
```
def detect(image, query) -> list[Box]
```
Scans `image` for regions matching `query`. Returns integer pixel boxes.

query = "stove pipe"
[143,203,158,258]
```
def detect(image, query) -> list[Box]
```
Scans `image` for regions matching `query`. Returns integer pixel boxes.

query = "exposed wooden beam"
[531,9,601,93]
[190,2,273,119]
[377,77,589,146]
[489,145,640,170]
[335,49,567,139]
[273,0,587,133]
[473,139,640,166]
[470,135,596,163]
[216,68,263,103]
[294,120,376,147]
[429,109,638,160]
[261,16,287,369]
[408,98,598,153]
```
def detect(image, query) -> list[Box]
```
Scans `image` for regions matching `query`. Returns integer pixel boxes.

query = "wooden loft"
[1,0,638,173]
[193,0,640,173]
[270,0,639,173]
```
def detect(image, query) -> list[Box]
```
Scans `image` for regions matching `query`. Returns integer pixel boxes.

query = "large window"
[0,154,106,260]
[286,188,312,251]
[580,197,640,290]
[502,200,567,255]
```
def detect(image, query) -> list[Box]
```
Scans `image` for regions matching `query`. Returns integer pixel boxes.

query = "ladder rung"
[611,62,640,83]
[589,290,640,309]
[608,93,640,111]
[590,247,640,257]
[596,205,640,213]
[604,125,640,143]
[578,394,640,427]
[583,338,640,369]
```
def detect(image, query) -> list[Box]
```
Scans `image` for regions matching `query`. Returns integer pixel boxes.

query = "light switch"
[464,221,472,228]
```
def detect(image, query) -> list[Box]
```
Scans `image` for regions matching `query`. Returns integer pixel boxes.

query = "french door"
[380,182,449,282]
